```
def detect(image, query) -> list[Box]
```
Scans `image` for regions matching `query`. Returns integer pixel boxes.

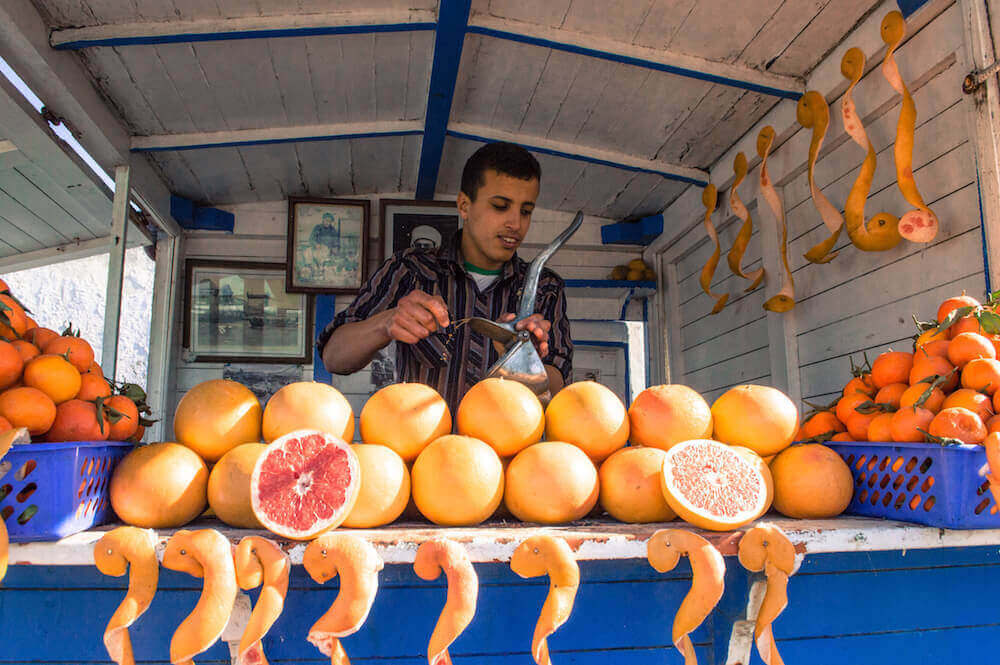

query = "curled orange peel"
[303,533,383,665]
[727,152,766,293]
[738,524,797,665]
[797,91,844,264]
[162,529,239,665]
[757,126,795,312]
[414,538,478,665]
[699,184,730,315]
[881,11,939,243]
[510,535,580,665]
[647,529,725,665]
[840,49,903,252]
[93,527,159,665]
[234,536,290,665]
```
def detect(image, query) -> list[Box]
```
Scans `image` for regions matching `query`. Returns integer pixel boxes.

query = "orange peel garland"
[757,126,795,313]
[510,535,580,665]
[698,184,730,315]
[840,48,904,252]
[646,530,725,665]
[234,536,290,665]
[302,533,384,665]
[797,91,843,264]
[738,525,797,665]
[414,538,478,665]
[727,152,766,293]
[93,527,160,665]
[881,10,939,243]
[162,529,239,665]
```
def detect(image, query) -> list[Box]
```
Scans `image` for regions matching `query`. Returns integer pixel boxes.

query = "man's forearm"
[322,310,394,374]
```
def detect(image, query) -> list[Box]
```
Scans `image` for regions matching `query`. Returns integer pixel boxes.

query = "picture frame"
[286,196,370,294]
[379,199,461,262]
[183,260,314,364]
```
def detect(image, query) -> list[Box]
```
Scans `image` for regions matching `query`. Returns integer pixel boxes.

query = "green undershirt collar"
[463,261,501,276]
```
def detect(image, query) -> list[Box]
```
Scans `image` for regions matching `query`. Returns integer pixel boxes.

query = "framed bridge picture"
[286,196,370,294]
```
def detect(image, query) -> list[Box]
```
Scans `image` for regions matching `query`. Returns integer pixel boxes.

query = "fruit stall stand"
[3,0,1000,664]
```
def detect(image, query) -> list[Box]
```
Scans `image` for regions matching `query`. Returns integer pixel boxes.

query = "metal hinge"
[964,59,1000,94]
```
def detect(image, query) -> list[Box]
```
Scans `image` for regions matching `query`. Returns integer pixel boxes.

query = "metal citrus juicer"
[463,211,584,404]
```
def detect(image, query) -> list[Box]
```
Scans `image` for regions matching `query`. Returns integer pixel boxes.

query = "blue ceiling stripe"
[53,22,436,49]
[415,0,472,200]
[466,25,802,100]
[447,129,708,186]
[131,129,424,152]
[896,0,930,18]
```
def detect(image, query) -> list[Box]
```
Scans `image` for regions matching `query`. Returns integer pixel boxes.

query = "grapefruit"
[173,379,262,462]
[250,429,361,539]
[769,444,853,518]
[262,382,354,443]
[544,381,629,461]
[627,384,713,451]
[360,382,451,462]
[207,443,267,529]
[504,441,599,524]
[411,434,504,526]
[598,446,676,523]
[455,377,545,458]
[109,442,209,528]
[344,443,411,528]
[710,385,799,456]
[659,439,770,531]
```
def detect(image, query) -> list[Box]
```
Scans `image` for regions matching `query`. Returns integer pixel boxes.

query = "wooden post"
[146,233,181,442]
[663,262,685,383]
[101,164,130,381]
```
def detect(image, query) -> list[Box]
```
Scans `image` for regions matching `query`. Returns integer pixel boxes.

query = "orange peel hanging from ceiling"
[757,126,795,313]
[727,152,766,293]
[698,184,730,315]
[797,91,844,264]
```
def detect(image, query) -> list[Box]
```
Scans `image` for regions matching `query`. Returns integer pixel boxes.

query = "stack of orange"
[803,292,1000,446]
[0,278,148,443]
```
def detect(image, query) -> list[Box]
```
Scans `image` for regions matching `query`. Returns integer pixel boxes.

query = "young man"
[317,142,573,414]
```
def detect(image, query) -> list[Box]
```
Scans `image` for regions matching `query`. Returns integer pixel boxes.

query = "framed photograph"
[286,196,370,294]
[183,260,314,364]
[379,199,461,262]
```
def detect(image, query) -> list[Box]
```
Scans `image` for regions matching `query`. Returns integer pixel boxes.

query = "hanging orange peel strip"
[699,184,730,314]
[162,529,239,665]
[303,533,383,665]
[840,48,904,252]
[727,152,766,293]
[93,527,159,665]
[881,11,939,243]
[758,127,795,313]
[234,536,290,665]
[797,91,844,264]
[646,529,725,665]
[738,524,797,665]
[510,534,580,665]
[414,538,478,665]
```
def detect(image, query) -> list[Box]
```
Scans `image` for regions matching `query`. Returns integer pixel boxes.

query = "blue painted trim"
[313,295,336,384]
[465,25,802,100]
[896,0,931,18]
[132,129,424,153]
[975,172,992,295]
[169,194,234,231]
[574,339,631,403]
[448,130,708,185]
[53,22,437,49]
[564,279,656,288]
[415,0,472,199]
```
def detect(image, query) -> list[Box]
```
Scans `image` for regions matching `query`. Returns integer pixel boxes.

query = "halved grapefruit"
[660,439,769,531]
[250,429,361,540]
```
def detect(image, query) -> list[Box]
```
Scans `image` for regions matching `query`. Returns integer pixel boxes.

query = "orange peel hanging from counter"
[757,127,795,312]
[414,538,478,665]
[726,152,765,293]
[93,527,159,665]
[881,11,939,243]
[0,428,26,585]
[233,536,290,665]
[738,524,797,665]
[303,533,383,665]
[647,529,725,665]
[162,529,239,665]
[698,184,730,314]
[510,534,580,665]
[797,91,843,264]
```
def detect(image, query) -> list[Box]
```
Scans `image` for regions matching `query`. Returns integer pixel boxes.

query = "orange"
[899,382,945,413]
[343,443,411,528]
[545,381,629,461]
[831,432,853,441]
[262,381,353,444]
[867,412,895,442]
[45,399,110,442]
[948,332,996,368]
[598,446,676,523]
[24,327,58,350]
[910,355,957,391]
[42,335,94,373]
[871,351,913,388]
[845,410,879,441]
[207,443,267,529]
[769,444,853,518]
[843,375,875,398]
[455,378,543,458]
[0,386,56,435]
[504,441,599,524]
[962,358,1000,395]
[836,392,871,426]
[929,407,988,444]
[0,415,9,433]
[711,384,799,456]
[987,414,1000,434]
[0,295,27,340]
[105,394,139,441]
[83,362,103,378]
[950,316,984,338]
[915,327,948,351]
[10,340,39,366]
[937,294,980,326]
[411,434,503,526]
[916,339,950,359]
[109,442,209,528]
[874,383,908,409]
[627,384,713,451]
[360,382,451,461]
[22,354,81,404]
[798,411,846,439]
[0,340,23,390]
[942,388,994,422]
[174,379,262,462]
[890,407,935,443]
[77,373,111,401]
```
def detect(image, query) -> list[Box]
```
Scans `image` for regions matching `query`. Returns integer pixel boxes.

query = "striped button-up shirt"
[317,232,573,414]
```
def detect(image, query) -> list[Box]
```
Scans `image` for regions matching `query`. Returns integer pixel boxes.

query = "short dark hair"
[460,142,541,201]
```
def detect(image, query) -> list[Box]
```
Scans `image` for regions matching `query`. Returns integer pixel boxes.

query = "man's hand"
[385,290,450,344]
[498,313,551,358]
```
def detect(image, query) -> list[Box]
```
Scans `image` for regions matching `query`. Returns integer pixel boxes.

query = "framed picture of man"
[286,196,370,294]
[379,199,461,262]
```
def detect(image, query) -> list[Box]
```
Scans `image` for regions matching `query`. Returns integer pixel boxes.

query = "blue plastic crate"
[827,440,1000,529]
[0,441,132,542]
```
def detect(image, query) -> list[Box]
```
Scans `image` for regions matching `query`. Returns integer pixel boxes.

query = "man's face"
[457,169,539,269]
